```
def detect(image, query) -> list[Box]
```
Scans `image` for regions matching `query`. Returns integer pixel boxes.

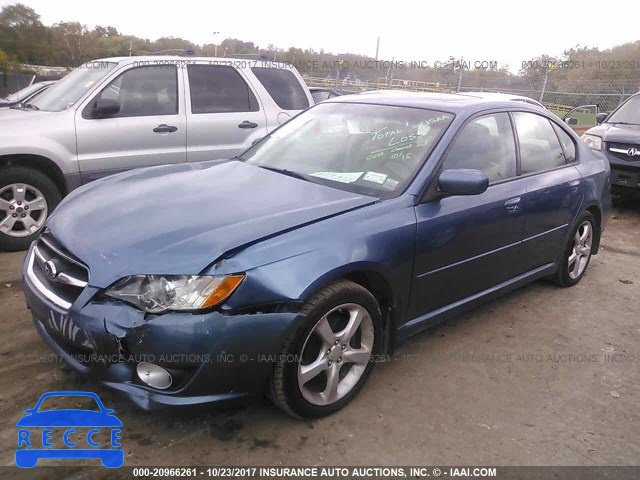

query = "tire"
[553,211,597,287]
[0,166,62,251]
[269,280,383,418]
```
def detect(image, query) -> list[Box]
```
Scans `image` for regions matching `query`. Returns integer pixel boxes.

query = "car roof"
[35,391,102,403]
[460,91,543,104]
[327,90,545,115]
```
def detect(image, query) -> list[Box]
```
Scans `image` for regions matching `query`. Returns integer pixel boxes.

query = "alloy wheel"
[297,303,374,406]
[568,221,593,280]
[0,183,48,238]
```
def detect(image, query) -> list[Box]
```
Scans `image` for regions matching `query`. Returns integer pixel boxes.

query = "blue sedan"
[21,91,611,418]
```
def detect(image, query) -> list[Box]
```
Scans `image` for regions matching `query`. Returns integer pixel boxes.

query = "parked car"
[309,87,342,103]
[562,104,609,135]
[0,56,312,251]
[581,91,640,197]
[460,91,546,109]
[0,81,56,109]
[22,92,610,418]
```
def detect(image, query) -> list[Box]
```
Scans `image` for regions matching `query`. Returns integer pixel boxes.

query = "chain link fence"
[0,72,37,98]
[308,74,640,116]
[458,80,639,114]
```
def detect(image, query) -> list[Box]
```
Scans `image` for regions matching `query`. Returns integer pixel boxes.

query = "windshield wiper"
[21,103,40,111]
[258,165,310,182]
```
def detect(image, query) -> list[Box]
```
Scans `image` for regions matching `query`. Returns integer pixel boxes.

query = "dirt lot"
[1,203,639,473]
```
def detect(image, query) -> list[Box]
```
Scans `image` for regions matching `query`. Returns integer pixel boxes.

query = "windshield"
[36,395,101,412]
[28,62,118,112]
[3,83,45,103]
[242,102,454,197]
[606,95,640,125]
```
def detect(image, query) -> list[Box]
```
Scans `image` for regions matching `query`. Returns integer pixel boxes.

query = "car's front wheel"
[0,166,61,251]
[553,211,597,287]
[269,280,382,418]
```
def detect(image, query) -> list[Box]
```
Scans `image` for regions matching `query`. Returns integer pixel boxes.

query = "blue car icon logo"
[16,391,124,468]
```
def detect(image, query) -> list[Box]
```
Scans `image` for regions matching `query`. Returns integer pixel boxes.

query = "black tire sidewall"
[0,167,62,251]
[282,283,383,418]
[556,212,596,287]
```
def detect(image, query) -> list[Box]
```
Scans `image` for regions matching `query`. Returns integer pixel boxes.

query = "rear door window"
[187,65,259,114]
[513,112,567,174]
[552,123,577,163]
[251,67,310,110]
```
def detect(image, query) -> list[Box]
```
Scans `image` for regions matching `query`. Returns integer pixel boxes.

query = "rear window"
[251,67,310,110]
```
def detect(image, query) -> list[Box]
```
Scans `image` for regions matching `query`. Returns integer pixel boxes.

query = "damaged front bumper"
[22,246,303,411]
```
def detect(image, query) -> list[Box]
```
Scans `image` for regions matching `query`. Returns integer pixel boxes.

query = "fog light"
[137,361,172,390]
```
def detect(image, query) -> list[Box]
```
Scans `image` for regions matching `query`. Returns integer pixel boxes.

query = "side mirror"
[565,117,579,126]
[93,98,120,118]
[437,169,488,196]
[596,112,608,125]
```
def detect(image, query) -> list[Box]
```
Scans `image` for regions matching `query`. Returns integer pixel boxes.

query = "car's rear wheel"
[269,280,382,418]
[553,211,596,287]
[0,167,61,251]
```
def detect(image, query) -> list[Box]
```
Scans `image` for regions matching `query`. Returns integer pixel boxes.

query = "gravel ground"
[1,202,638,475]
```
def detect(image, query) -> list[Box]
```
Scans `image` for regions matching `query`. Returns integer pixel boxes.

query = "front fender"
[0,109,78,175]
[211,196,418,330]
[0,136,77,175]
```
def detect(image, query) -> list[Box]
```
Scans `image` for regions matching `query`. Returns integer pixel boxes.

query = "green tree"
[0,3,47,63]
[52,22,99,66]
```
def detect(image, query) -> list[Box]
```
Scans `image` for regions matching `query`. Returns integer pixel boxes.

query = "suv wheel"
[0,167,61,251]
[269,280,382,418]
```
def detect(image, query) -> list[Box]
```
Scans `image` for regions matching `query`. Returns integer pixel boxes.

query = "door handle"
[153,124,178,133]
[238,121,258,129]
[570,180,580,193]
[505,197,521,213]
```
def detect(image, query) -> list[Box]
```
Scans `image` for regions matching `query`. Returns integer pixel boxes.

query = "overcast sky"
[3,0,640,72]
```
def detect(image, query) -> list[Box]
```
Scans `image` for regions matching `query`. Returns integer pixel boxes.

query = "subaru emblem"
[43,260,57,280]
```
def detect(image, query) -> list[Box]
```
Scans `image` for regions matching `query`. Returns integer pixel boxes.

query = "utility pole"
[386,57,394,88]
[212,31,220,57]
[128,38,132,56]
[375,37,380,61]
[539,67,549,103]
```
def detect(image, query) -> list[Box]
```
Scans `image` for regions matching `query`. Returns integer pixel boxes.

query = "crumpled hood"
[587,123,640,143]
[47,161,376,287]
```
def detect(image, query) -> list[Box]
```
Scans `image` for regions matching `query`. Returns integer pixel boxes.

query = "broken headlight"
[105,274,244,314]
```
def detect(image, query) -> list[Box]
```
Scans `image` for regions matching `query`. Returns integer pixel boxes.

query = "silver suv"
[0,56,312,250]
